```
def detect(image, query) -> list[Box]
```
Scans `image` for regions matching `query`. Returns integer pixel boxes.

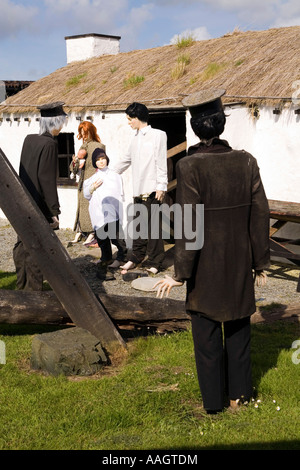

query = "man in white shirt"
[113,102,168,274]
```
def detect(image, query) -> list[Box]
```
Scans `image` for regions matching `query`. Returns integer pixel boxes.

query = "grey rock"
[31,326,108,376]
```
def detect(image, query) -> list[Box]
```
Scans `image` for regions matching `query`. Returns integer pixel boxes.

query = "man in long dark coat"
[155,89,270,414]
[13,102,67,290]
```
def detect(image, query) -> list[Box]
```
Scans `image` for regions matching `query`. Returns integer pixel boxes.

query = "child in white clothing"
[83,148,127,280]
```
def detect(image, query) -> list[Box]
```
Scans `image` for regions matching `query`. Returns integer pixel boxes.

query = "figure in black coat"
[155,89,270,414]
[13,102,67,290]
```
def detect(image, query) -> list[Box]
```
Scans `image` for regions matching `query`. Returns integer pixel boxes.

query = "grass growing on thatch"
[177,53,191,66]
[171,54,191,80]
[234,59,245,67]
[201,62,228,81]
[174,34,195,48]
[66,72,88,88]
[110,66,118,74]
[123,73,145,89]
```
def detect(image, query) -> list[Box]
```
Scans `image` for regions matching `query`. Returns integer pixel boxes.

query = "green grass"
[0,321,299,450]
[174,34,195,48]
[123,74,145,89]
[0,272,299,450]
[201,62,228,81]
[66,72,87,87]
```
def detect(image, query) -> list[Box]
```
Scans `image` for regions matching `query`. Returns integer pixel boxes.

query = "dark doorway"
[149,110,187,242]
[149,109,186,204]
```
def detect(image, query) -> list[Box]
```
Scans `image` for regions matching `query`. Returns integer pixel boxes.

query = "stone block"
[31,327,108,376]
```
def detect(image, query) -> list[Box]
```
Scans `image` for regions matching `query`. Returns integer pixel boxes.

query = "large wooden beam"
[0,147,126,353]
[0,290,189,330]
[0,290,299,328]
[167,141,186,159]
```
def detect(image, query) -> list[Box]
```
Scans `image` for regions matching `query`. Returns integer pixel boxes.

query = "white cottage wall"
[0,111,135,229]
[185,105,300,204]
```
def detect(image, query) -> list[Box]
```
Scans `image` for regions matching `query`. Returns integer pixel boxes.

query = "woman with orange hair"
[70,121,106,244]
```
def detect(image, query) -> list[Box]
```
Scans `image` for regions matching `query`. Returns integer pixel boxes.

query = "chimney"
[65,33,121,64]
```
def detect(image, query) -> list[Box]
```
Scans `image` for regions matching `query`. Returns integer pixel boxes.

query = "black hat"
[37,101,67,117]
[92,147,109,168]
[182,89,226,118]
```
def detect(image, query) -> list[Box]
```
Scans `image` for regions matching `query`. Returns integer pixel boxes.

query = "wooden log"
[0,289,189,330]
[0,147,126,353]
[0,290,299,329]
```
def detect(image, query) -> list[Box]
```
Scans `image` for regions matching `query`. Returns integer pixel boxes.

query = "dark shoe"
[96,261,115,281]
[97,271,115,281]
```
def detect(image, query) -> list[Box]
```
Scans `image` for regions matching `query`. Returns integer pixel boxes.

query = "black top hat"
[182,89,226,117]
[37,101,67,117]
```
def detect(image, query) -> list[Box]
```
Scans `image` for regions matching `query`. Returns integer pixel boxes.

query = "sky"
[1,0,300,81]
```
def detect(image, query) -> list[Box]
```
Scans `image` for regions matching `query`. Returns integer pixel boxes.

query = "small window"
[55,132,76,185]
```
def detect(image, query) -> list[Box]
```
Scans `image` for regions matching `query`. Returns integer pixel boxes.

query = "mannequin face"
[95,156,108,169]
[126,115,146,130]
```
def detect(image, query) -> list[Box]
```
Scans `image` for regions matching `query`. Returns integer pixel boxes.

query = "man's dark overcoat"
[19,132,60,222]
[174,139,270,322]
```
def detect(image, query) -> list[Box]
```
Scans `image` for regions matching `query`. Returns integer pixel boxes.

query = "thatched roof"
[2,26,300,115]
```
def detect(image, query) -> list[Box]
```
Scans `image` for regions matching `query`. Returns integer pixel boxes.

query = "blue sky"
[1,0,300,81]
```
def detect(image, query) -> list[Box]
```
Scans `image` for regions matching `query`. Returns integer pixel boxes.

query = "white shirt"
[83,167,124,230]
[113,125,168,197]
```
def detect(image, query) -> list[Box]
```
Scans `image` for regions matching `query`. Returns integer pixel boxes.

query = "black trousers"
[95,220,127,263]
[13,238,43,291]
[128,193,165,269]
[190,313,252,412]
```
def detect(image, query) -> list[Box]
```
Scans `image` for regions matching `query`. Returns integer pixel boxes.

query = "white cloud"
[169,27,211,45]
[271,0,300,27]
[0,0,38,37]
[43,0,128,29]
[103,3,154,51]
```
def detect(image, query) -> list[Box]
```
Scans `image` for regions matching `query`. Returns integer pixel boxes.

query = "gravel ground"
[0,218,299,309]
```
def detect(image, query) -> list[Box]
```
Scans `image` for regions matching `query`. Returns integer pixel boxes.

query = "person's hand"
[50,216,59,230]
[94,178,103,189]
[154,275,183,298]
[155,190,165,203]
[254,270,267,287]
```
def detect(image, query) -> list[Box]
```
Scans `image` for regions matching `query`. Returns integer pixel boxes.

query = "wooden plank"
[269,238,300,266]
[269,220,286,236]
[268,199,300,224]
[167,179,177,192]
[167,141,186,159]
[0,147,126,353]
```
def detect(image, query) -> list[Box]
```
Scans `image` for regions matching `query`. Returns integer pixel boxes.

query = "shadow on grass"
[251,320,300,392]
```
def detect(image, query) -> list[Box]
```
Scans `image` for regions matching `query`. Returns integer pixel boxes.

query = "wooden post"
[0,147,126,353]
